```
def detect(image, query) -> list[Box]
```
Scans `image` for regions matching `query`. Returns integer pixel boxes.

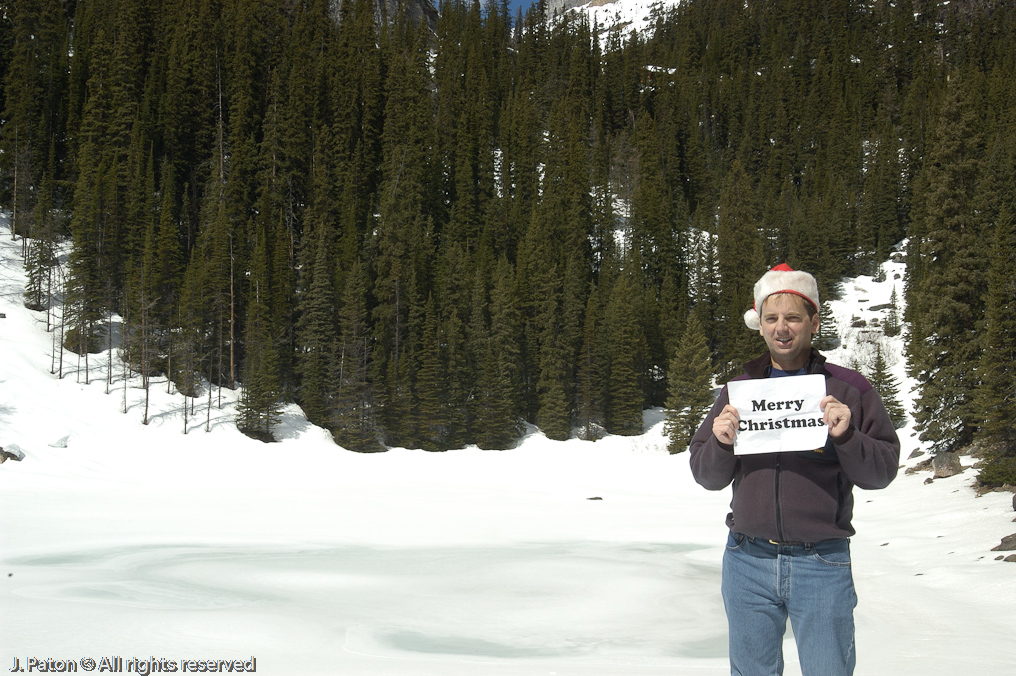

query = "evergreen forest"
[0,0,1014,482]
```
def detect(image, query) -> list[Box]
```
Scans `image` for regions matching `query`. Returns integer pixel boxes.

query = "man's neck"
[770,354,810,372]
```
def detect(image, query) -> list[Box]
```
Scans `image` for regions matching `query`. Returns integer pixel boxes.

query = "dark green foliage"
[883,286,902,339]
[868,342,907,431]
[24,165,60,313]
[575,284,606,441]
[0,0,70,235]
[976,454,1016,488]
[812,302,840,352]
[4,0,1015,453]
[976,200,1016,483]
[474,257,524,450]
[906,76,986,453]
[604,264,647,435]
[715,160,765,376]
[664,313,713,453]
[296,228,338,428]
[235,229,283,441]
[334,259,380,452]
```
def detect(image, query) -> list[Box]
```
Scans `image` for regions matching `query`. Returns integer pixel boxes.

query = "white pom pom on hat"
[743,263,820,330]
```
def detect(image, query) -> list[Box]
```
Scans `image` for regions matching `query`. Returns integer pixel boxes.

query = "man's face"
[758,293,820,371]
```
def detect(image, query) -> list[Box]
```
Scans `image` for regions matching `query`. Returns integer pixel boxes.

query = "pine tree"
[154,161,184,328]
[906,76,985,453]
[24,165,59,313]
[861,121,905,266]
[813,302,841,352]
[334,259,379,452]
[371,20,436,446]
[976,203,1016,485]
[1,0,70,239]
[664,313,713,453]
[715,160,765,376]
[296,228,337,428]
[883,286,902,338]
[575,284,606,441]
[604,265,646,435]
[474,258,524,450]
[415,293,448,451]
[236,229,283,441]
[868,341,907,431]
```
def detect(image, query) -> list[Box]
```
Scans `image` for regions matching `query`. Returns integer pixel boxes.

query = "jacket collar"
[744,348,827,379]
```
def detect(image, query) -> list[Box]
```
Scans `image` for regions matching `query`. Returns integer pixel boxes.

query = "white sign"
[727,374,828,455]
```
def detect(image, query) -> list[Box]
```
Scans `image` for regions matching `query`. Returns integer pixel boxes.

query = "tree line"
[0,0,1013,482]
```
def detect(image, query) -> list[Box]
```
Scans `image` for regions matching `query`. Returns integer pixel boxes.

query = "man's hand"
[821,395,851,438]
[712,404,740,446]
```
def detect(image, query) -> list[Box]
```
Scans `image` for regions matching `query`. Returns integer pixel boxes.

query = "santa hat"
[743,263,820,330]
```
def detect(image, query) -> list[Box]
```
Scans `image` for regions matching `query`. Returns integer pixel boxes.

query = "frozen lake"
[4,426,740,676]
[8,539,726,673]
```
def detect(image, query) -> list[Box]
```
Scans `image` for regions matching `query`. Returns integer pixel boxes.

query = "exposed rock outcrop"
[932,452,964,478]
[990,533,1016,552]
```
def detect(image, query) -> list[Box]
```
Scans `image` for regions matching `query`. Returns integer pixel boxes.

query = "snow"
[559,0,682,45]
[1,222,1014,675]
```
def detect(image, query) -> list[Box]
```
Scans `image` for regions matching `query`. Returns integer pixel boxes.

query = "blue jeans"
[721,531,857,676]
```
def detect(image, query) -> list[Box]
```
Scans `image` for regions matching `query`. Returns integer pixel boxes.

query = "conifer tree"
[575,284,606,441]
[434,242,474,448]
[24,166,59,313]
[868,341,907,431]
[415,294,448,451]
[334,259,378,452]
[604,265,646,435]
[236,229,283,441]
[475,256,524,449]
[715,160,765,376]
[906,77,985,453]
[371,19,436,446]
[813,302,841,352]
[154,162,184,327]
[976,203,1016,484]
[296,228,337,428]
[664,313,713,453]
[1,0,70,237]
[883,286,901,338]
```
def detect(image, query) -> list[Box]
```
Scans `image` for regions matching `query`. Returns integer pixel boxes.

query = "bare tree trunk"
[50,267,58,375]
[142,281,149,425]
[166,328,173,395]
[58,273,65,379]
[122,296,130,414]
[11,124,17,241]
[144,317,149,422]
[76,315,82,383]
[107,309,113,394]
[229,235,235,390]
[206,353,213,433]
[84,319,90,385]
[46,265,52,332]
[51,320,57,374]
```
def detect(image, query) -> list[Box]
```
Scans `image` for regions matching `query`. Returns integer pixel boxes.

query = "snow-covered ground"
[1,223,1014,675]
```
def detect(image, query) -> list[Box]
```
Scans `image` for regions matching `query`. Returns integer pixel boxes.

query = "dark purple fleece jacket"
[689,349,900,543]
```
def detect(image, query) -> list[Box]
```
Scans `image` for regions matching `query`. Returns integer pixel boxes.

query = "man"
[689,263,900,676]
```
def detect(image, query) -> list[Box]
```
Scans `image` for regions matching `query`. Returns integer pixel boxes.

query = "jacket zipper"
[775,452,785,542]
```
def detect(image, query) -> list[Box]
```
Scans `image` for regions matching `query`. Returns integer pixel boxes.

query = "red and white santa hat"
[743,263,820,330]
